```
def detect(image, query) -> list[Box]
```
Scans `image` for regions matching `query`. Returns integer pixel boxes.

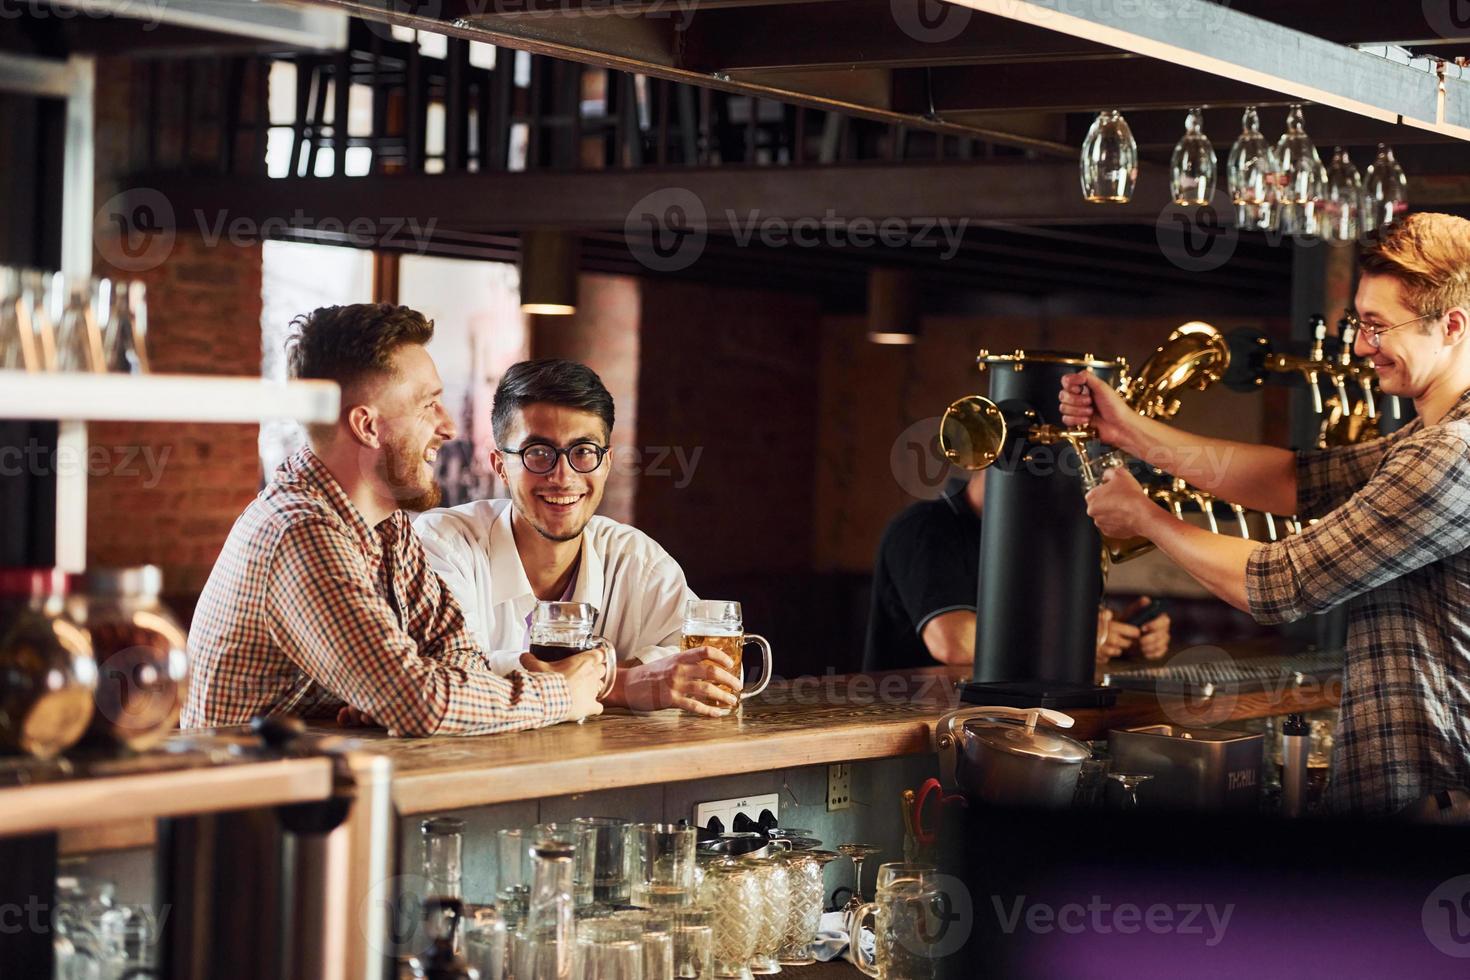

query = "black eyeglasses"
[503,442,608,474]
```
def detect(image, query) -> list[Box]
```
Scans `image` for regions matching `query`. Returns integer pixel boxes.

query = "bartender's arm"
[926,604,1167,664]
[1060,369,1299,515]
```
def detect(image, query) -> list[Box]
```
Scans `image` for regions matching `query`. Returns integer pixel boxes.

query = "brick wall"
[528,272,641,526]
[88,56,266,603]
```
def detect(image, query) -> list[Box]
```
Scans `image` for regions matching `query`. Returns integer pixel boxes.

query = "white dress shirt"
[414,498,695,675]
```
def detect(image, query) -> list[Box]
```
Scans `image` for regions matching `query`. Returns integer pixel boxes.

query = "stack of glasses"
[0,268,150,375]
[405,817,836,980]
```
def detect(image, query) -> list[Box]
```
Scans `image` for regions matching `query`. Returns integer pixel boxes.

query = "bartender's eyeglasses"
[1344,310,1442,349]
[504,441,608,474]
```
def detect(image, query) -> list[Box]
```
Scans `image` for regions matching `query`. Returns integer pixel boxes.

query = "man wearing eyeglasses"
[413,359,742,716]
[1060,212,1470,816]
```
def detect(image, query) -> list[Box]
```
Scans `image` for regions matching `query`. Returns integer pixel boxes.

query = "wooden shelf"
[0,370,339,424]
[0,757,334,837]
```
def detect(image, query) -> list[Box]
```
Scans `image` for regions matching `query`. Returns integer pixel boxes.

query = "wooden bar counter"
[345,662,1340,816]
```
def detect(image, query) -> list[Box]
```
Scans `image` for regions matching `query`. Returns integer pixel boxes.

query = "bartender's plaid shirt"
[183,448,571,735]
[1247,388,1470,815]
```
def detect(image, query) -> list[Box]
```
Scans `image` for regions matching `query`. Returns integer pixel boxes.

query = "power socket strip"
[694,793,779,834]
[827,763,852,811]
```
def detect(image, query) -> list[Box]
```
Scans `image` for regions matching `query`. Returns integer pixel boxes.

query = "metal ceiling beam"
[943,0,1463,135]
[680,2,1122,72]
[893,60,1287,116]
[125,161,1180,231]
[296,0,1078,153]
[1076,104,1453,151]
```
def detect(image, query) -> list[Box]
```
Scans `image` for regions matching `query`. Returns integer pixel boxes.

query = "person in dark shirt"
[863,472,1170,672]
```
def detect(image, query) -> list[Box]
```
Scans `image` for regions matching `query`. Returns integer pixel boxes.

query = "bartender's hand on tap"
[1084,464,1158,541]
[616,647,742,717]
[521,649,608,721]
[1059,369,1137,450]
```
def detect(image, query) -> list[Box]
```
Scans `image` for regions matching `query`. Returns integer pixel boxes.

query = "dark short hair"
[286,303,435,389]
[492,359,615,446]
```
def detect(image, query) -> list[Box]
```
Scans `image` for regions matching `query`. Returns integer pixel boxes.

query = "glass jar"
[514,840,577,980]
[69,566,188,751]
[743,850,789,975]
[777,850,838,966]
[0,569,96,759]
[695,855,759,980]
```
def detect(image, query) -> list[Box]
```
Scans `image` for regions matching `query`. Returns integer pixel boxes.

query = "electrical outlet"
[827,763,852,811]
[694,794,779,833]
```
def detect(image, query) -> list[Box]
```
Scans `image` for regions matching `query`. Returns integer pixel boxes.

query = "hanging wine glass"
[1363,143,1409,233]
[1169,107,1217,206]
[95,279,150,374]
[1080,109,1138,204]
[22,270,58,371]
[1227,106,1280,229]
[1320,147,1363,243]
[0,267,38,373]
[1275,104,1323,236]
[55,281,105,374]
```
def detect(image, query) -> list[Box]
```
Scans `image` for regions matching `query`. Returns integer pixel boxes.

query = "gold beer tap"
[1183,483,1221,534]
[1336,319,1377,420]
[1262,317,1330,415]
[1229,502,1253,539]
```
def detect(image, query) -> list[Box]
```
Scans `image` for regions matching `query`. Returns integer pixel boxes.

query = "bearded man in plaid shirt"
[1060,213,1470,816]
[184,304,606,735]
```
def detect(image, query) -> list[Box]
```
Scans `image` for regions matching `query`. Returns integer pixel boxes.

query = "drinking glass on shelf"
[836,843,882,916]
[533,821,597,910]
[850,879,942,980]
[497,828,533,928]
[576,919,645,980]
[611,909,676,980]
[680,600,773,711]
[1105,771,1154,810]
[574,816,632,909]
[673,907,715,980]
[627,823,697,909]
[872,862,938,894]
[464,904,507,980]
[1275,104,1324,236]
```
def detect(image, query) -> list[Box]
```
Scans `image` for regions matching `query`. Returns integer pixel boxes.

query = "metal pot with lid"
[934,706,1091,808]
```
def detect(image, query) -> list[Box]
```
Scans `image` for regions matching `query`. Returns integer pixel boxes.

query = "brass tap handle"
[1231,503,1252,539]
[1263,512,1280,542]
[1303,368,1324,414]
[1337,319,1357,367]
[1309,317,1327,362]
[1358,373,1378,420]
[1329,370,1351,417]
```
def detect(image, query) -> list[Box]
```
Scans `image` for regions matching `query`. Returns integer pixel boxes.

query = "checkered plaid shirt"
[183,448,571,736]
[1247,388,1470,815]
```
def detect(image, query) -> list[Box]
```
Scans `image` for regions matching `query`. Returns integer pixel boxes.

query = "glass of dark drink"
[528,601,617,702]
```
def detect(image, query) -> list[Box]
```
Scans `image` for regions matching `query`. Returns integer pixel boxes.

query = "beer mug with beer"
[529,601,618,702]
[680,600,773,712]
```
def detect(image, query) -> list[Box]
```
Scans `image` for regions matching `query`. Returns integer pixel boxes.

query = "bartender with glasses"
[1061,212,1470,816]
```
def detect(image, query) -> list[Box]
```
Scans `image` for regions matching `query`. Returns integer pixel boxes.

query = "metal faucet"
[1179,480,1220,533]
[1263,317,1330,414]
[1336,318,1377,420]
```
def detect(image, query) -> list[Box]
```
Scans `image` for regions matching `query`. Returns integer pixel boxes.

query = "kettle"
[934,707,1091,808]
